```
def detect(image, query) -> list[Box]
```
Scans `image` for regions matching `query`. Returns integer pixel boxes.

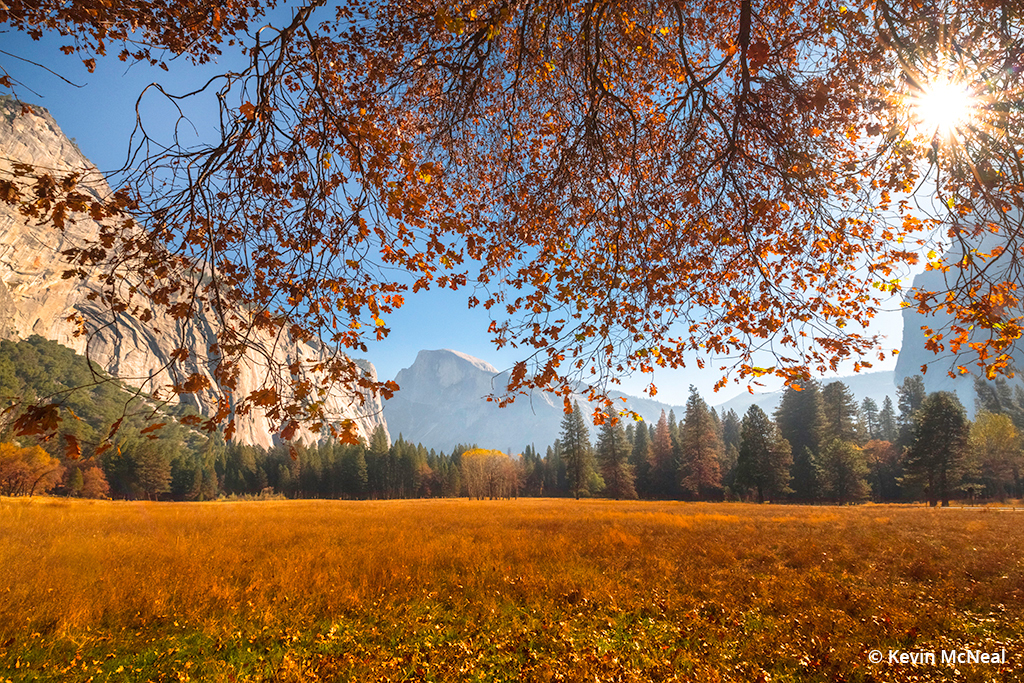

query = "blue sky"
[1,22,910,406]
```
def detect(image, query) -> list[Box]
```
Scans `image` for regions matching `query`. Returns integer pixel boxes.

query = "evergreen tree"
[719,409,742,493]
[666,409,682,498]
[224,442,260,495]
[366,424,390,498]
[775,380,825,500]
[896,376,927,449]
[904,392,970,506]
[878,396,898,443]
[339,442,368,498]
[709,407,723,437]
[721,409,742,453]
[974,376,1024,431]
[649,410,675,497]
[561,402,597,499]
[818,439,870,503]
[667,409,680,447]
[679,386,722,500]
[595,412,637,499]
[298,443,322,497]
[629,420,652,498]
[446,460,462,497]
[134,440,173,501]
[720,444,740,496]
[67,467,84,496]
[543,440,568,495]
[736,405,793,503]
[520,444,545,496]
[791,447,821,502]
[821,381,862,443]
[860,397,880,440]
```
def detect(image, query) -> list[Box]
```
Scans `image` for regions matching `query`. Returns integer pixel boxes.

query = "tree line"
[546,378,1023,506]
[2,337,1021,504]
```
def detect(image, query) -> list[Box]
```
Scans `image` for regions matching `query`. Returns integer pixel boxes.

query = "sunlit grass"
[1,498,1022,681]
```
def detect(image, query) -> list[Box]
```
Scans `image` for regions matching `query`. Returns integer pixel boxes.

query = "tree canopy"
[905,390,970,506]
[3,0,1024,441]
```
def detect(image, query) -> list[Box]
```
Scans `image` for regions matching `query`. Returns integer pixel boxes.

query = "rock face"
[894,238,1024,416]
[383,349,688,453]
[0,97,388,447]
[383,349,536,453]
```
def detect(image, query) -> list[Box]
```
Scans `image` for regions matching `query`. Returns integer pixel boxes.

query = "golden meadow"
[1,498,1022,682]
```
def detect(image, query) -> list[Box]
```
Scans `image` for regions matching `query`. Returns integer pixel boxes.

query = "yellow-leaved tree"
[0,442,64,496]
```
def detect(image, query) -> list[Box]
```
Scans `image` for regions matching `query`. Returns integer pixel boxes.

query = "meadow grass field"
[1,498,1022,682]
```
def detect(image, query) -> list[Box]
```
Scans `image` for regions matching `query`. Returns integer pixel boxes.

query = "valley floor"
[1,498,1022,682]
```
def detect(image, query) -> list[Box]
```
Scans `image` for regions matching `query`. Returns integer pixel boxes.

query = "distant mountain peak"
[419,348,500,375]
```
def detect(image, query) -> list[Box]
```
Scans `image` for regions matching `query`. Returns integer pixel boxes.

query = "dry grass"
[1,498,1022,682]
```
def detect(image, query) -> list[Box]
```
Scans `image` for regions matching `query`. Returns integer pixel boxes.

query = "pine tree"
[737,406,793,503]
[543,440,568,495]
[135,441,172,501]
[719,409,742,493]
[649,410,675,498]
[561,402,597,500]
[596,411,637,499]
[366,424,390,498]
[340,443,368,498]
[896,376,927,449]
[679,386,722,500]
[630,420,652,498]
[878,396,898,443]
[905,392,970,506]
[821,381,862,444]
[818,439,870,503]
[67,468,84,496]
[774,380,825,500]
[974,376,1024,431]
[860,397,880,440]
[666,408,682,498]
[722,409,742,453]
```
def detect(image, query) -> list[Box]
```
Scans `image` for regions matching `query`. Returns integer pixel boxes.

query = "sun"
[907,74,978,141]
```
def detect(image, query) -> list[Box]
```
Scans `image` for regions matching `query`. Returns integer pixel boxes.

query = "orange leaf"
[280,420,299,441]
[64,433,82,460]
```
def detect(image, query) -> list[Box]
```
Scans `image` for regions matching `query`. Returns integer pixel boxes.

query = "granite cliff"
[894,237,1024,415]
[383,348,690,453]
[0,98,387,447]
